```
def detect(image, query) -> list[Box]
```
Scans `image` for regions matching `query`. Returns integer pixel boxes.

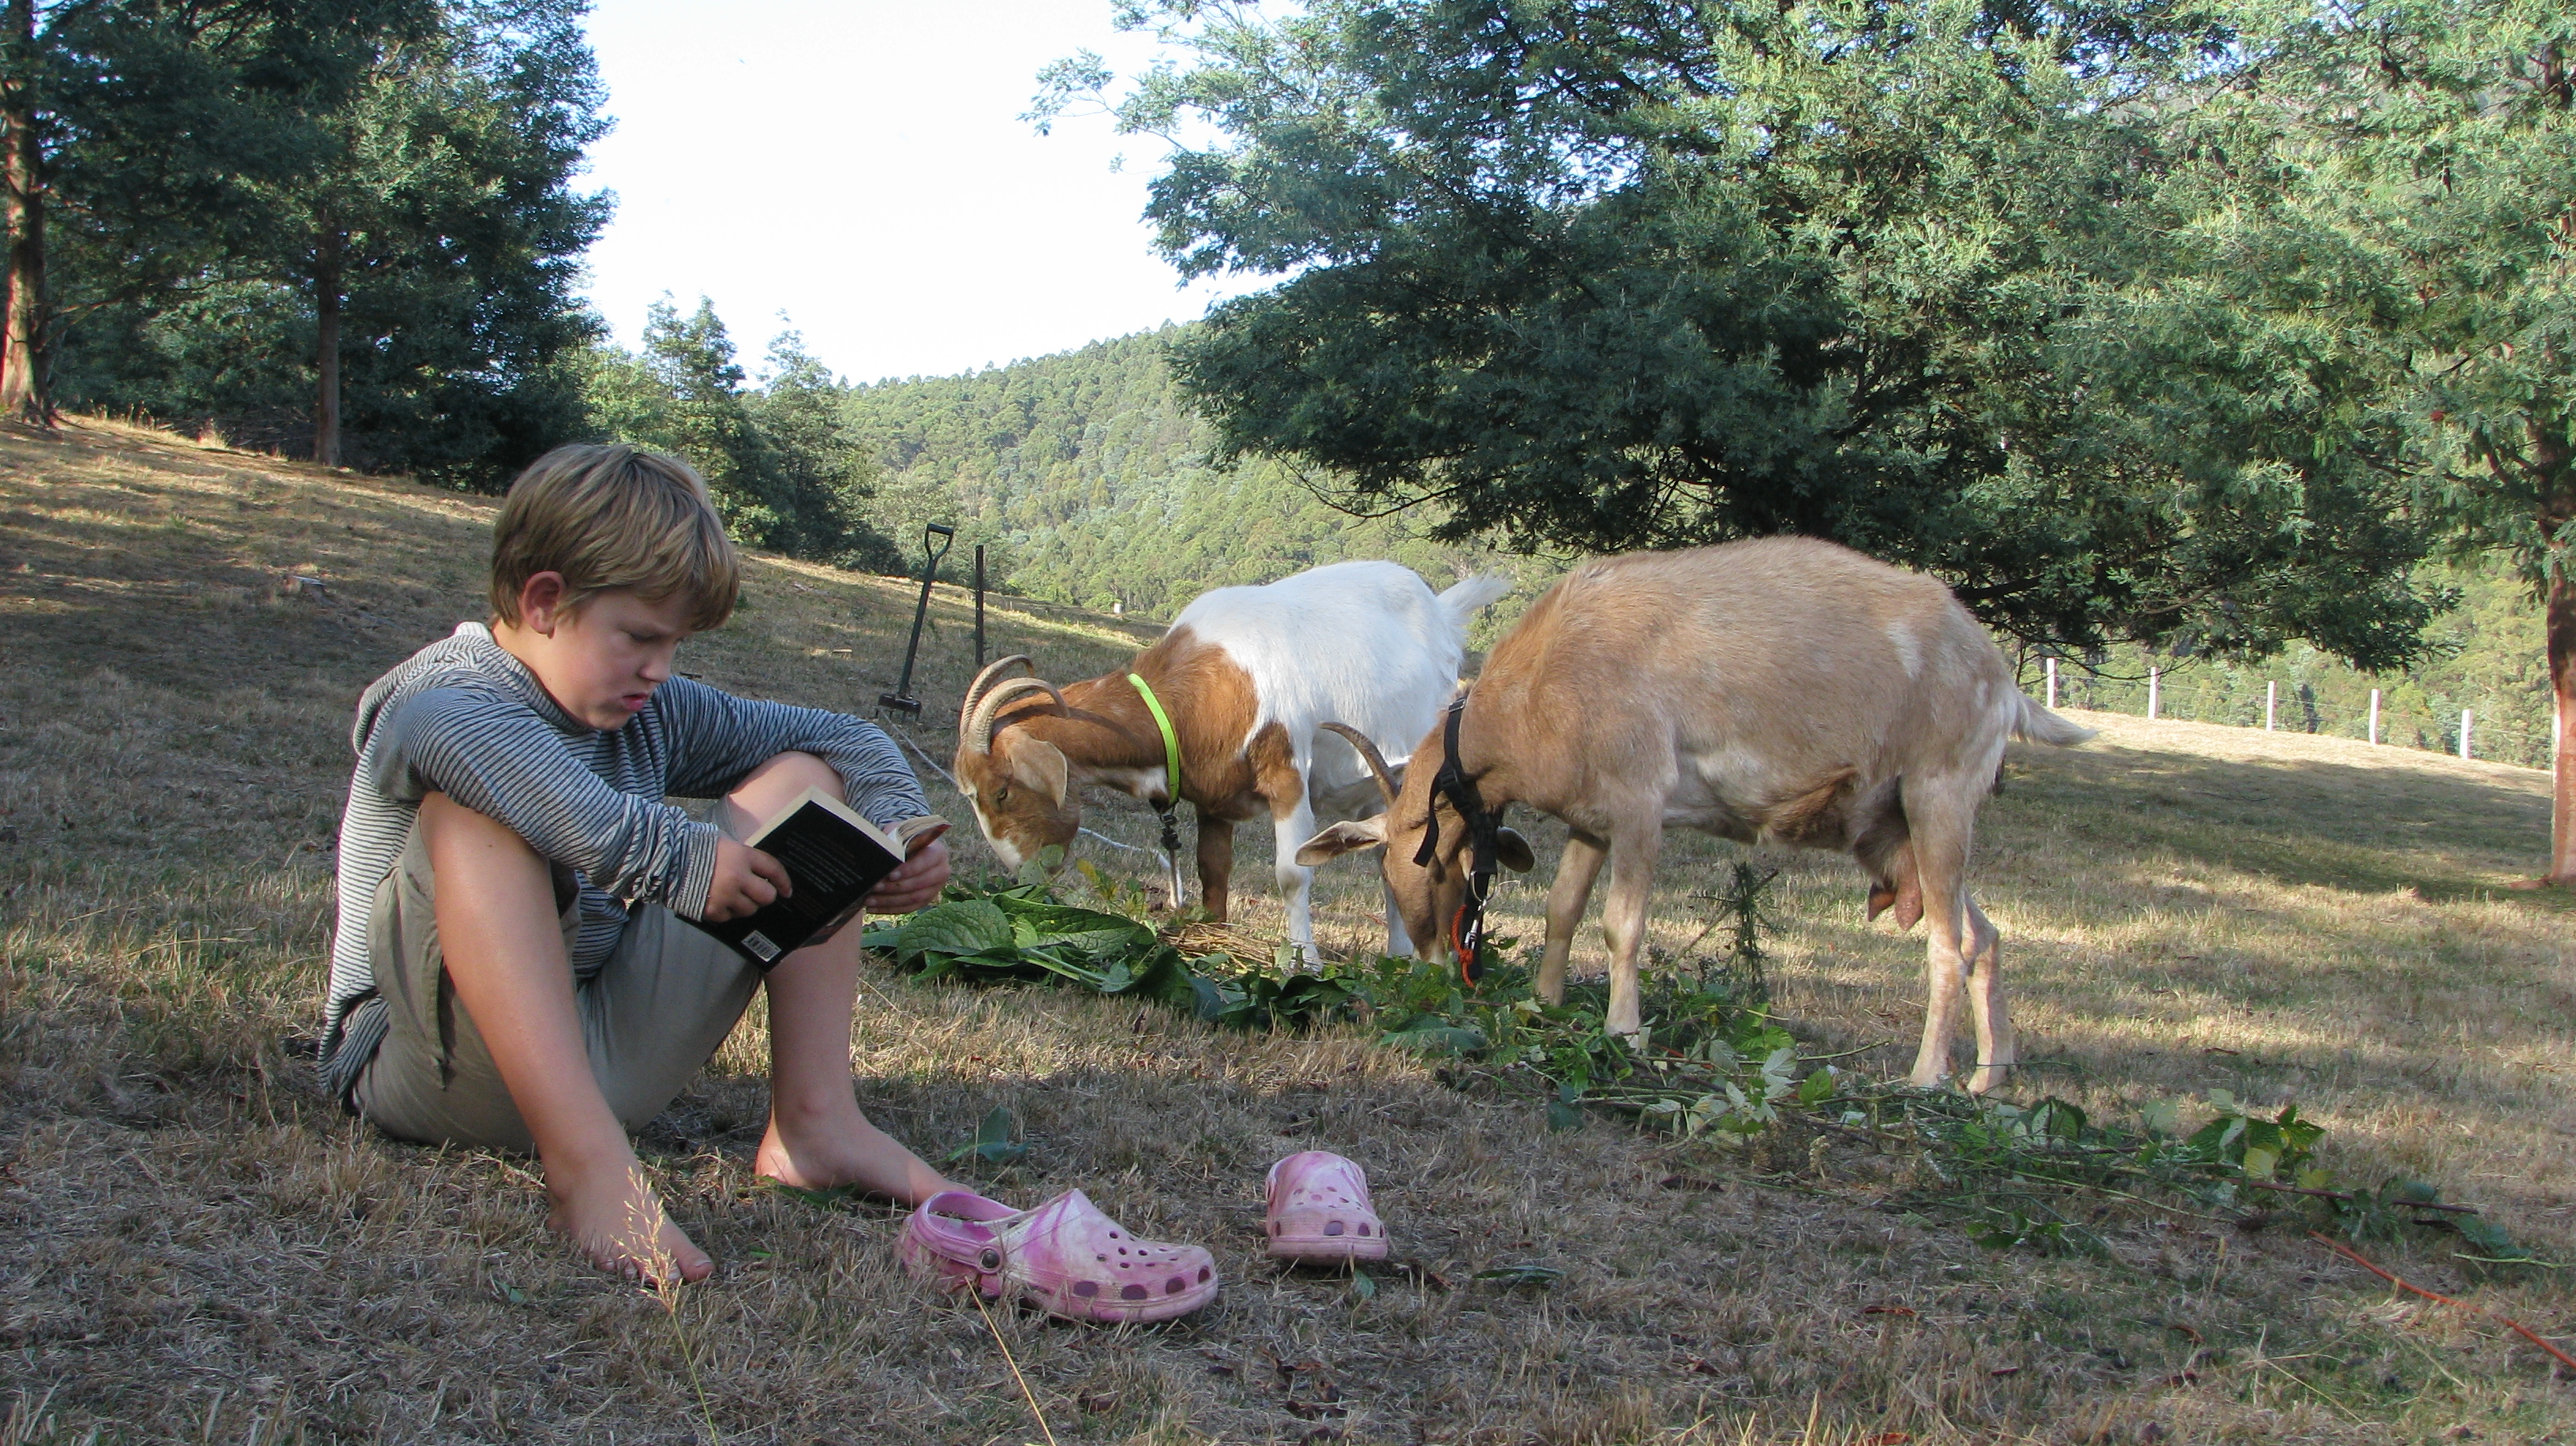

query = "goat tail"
[2014,694,2097,747]
[1438,573,1513,629]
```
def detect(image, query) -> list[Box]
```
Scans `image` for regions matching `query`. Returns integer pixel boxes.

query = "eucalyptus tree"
[1039,0,2442,662]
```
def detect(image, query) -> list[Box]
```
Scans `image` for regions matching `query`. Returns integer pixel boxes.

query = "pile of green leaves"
[869,870,2534,1267]
[859,879,1196,1009]
[1815,1088,2534,1268]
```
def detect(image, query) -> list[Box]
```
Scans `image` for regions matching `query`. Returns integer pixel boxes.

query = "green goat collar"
[1125,672,1181,805]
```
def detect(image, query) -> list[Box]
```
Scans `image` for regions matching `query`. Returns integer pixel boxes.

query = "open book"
[688,786,949,968]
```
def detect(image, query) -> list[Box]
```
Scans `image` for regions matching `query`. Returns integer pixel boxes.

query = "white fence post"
[2265,680,2277,732]
[2147,668,2159,721]
[2045,657,2057,710]
[2368,688,2381,745]
[2460,709,2473,760]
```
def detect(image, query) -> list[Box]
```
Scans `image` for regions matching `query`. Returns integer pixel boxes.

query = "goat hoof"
[1963,1064,2012,1096]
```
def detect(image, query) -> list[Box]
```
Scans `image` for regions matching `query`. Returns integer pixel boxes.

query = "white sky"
[576,0,1265,386]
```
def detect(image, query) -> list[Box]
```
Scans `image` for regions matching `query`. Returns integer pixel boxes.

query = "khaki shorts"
[350,819,762,1153]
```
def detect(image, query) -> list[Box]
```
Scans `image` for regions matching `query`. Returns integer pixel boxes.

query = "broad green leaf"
[944,1103,1028,1165]
[895,899,1013,956]
[1383,1023,1487,1056]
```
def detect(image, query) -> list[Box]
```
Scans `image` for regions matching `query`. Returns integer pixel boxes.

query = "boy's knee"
[419,791,543,862]
[732,750,842,804]
[721,751,841,837]
[415,791,571,915]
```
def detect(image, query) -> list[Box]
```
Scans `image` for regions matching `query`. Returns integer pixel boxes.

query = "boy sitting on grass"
[316,444,958,1282]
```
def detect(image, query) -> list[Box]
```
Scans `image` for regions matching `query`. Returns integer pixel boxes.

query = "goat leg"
[1902,789,1975,1089]
[1193,807,1233,921]
[1598,828,1661,1043]
[1961,895,2014,1095]
[1538,832,1610,1006]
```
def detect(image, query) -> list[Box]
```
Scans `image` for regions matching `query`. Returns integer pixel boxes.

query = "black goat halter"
[1414,695,1500,985]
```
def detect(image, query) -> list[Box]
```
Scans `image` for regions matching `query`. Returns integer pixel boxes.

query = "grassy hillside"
[3,420,2573,1444]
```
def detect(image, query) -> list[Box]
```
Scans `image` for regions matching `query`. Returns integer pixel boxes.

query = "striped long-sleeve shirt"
[319,621,930,1102]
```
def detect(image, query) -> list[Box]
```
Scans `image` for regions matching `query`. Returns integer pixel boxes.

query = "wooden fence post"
[2045,657,2057,710]
[2265,680,2276,732]
[2460,710,2472,761]
[2368,689,2380,745]
[2147,668,2159,721]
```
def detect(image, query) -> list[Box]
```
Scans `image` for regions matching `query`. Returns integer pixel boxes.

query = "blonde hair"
[489,444,739,631]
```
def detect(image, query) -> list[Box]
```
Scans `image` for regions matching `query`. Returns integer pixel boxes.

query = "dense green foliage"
[1040,0,2451,666]
[579,300,900,569]
[38,0,608,485]
[2134,0,2574,590]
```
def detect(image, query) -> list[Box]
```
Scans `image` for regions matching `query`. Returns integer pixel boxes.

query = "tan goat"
[1296,538,2093,1093]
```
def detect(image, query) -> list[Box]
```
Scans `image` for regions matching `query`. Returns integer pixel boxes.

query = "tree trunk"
[0,0,43,425]
[2550,559,2576,883]
[313,228,342,466]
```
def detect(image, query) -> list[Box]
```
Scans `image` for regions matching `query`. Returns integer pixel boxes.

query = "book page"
[746,785,902,856]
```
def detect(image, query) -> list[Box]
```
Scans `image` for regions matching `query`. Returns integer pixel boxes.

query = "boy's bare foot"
[547,1156,713,1285]
[755,1102,957,1204]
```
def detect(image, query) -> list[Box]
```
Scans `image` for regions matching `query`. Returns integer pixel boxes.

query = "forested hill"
[837,328,1549,627]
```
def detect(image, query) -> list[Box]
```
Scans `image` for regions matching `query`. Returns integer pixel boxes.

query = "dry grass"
[3,418,2573,1444]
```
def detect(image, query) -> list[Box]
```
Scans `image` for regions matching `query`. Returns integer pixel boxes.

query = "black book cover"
[689,788,947,968]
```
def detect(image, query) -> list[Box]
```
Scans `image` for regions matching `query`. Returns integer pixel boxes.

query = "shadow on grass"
[2002,740,2563,908]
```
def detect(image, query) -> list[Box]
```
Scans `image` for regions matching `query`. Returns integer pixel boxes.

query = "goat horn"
[965,676,1069,755]
[960,655,1037,736]
[1320,723,1398,809]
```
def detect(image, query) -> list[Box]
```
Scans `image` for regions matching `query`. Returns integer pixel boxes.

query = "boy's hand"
[705,837,791,921]
[866,838,950,915]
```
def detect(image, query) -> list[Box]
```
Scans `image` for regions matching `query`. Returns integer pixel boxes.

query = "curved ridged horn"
[1320,723,1399,809]
[965,676,1069,755]
[960,655,1037,736]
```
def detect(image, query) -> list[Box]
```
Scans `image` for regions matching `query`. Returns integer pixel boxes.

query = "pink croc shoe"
[897,1189,1219,1324]
[1264,1152,1389,1263]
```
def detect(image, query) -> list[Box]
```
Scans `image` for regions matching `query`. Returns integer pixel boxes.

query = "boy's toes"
[549,1182,713,1286]
[582,1219,711,1286]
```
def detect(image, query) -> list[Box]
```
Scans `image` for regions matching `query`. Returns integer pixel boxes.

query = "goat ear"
[1494,826,1536,873]
[1005,737,1071,807]
[1295,816,1387,867]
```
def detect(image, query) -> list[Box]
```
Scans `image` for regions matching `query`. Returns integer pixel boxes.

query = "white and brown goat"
[1297,538,2093,1092]
[954,560,1511,957]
